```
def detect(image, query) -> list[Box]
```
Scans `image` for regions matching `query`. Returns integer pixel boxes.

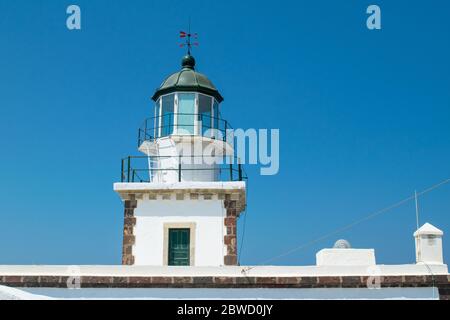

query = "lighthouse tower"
[114,51,246,267]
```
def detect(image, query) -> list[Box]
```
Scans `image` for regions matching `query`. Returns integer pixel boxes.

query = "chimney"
[414,223,444,265]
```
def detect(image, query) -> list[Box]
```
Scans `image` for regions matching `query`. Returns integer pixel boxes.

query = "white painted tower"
[114,53,246,266]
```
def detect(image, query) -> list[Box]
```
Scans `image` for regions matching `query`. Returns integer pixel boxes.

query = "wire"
[242,177,450,273]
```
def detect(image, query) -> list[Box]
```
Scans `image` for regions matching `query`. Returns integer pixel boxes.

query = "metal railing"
[138,113,231,146]
[120,155,246,183]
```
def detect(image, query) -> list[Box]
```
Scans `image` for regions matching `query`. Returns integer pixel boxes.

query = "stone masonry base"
[1,275,449,300]
[122,198,137,265]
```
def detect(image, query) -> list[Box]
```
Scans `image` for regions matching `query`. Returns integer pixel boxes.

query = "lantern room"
[145,55,226,140]
[124,54,241,184]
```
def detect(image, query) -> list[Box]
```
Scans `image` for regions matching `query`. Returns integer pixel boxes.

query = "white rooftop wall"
[316,249,376,266]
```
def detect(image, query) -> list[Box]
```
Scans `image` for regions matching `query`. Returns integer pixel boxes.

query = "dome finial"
[181,54,196,69]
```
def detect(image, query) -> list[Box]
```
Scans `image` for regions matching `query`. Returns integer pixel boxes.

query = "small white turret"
[414,223,444,265]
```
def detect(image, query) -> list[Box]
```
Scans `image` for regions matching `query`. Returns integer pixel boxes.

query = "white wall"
[133,197,227,266]
[316,249,376,266]
[149,138,225,183]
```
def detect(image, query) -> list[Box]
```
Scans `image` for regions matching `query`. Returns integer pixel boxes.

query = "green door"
[168,228,190,266]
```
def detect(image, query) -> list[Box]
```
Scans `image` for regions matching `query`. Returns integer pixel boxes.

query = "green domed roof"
[151,55,224,102]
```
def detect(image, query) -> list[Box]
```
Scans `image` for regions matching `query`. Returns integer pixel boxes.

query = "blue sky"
[0,0,449,265]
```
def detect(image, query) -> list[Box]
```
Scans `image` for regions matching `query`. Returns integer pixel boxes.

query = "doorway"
[168,228,190,266]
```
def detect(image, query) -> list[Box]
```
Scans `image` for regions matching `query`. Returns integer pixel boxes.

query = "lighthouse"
[114,47,246,267]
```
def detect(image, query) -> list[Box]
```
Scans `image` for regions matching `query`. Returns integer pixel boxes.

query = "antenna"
[179,23,198,55]
[415,190,420,230]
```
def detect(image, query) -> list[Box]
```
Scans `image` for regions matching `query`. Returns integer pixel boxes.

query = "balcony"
[137,113,232,147]
[120,155,246,183]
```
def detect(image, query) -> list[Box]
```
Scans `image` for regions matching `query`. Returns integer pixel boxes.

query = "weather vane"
[179,27,198,55]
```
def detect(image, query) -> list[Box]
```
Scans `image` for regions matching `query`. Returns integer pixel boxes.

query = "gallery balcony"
[120,155,247,183]
[137,113,233,147]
